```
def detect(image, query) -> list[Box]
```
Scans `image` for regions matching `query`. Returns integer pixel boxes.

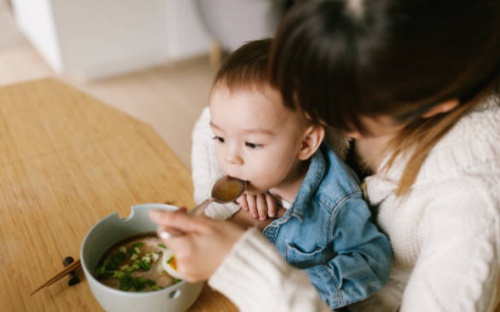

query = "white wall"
[165,0,211,61]
[53,0,169,81]
[11,0,64,72]
[11,0,211,81]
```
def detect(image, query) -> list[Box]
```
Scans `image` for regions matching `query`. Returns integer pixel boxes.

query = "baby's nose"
[225,146,243,165]
[226,153,243,165]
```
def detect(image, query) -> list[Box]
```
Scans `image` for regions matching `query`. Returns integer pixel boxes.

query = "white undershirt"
[268,191,292,210]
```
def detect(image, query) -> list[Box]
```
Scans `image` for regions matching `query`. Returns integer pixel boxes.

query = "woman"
[150,0,500,310]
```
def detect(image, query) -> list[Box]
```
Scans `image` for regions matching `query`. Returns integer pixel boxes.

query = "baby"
[191,38,391,309]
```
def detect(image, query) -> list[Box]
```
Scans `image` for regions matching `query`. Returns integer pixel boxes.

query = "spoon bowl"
[211,176,247,203]
[190,176,247,216]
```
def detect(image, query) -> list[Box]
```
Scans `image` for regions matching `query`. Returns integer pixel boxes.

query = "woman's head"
[270,0,500,194]
[271,0,500,133]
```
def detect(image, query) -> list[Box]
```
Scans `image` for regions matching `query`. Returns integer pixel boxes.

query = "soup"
[94,233,180,292]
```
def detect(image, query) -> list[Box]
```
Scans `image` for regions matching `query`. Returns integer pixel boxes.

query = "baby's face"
[209,84,308,195]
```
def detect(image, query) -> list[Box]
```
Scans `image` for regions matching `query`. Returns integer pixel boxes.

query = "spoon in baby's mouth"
[191,175,247,216]
[158,175,247,238]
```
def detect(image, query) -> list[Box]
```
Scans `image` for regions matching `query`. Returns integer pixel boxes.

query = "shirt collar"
[288,145,327,219]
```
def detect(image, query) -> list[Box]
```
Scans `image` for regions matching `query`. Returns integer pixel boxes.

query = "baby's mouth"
[227,175,248,185]
[225,175,250,192]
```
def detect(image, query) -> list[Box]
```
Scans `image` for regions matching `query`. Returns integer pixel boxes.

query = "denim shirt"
[263,144,392,309]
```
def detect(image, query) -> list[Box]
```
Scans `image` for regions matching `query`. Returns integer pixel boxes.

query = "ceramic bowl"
[81,203,204,312]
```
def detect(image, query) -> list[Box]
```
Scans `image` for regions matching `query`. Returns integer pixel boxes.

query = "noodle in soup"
[94,233,179,292]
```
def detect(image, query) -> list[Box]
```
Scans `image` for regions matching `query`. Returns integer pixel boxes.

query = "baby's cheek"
[249,177,273,193]
[214,150,227,169]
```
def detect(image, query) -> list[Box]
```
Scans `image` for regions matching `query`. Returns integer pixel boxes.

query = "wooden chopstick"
[29,200,174,296]
[28,259,81,296]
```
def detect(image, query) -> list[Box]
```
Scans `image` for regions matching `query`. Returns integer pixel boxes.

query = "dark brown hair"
[212,38,273,91]
[270,0,500,194]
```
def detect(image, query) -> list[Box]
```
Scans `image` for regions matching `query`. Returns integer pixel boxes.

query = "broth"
[94,233,180,292]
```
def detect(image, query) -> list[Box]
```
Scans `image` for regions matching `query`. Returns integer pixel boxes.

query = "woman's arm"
[150,210,331,312]
[210,228,332,312]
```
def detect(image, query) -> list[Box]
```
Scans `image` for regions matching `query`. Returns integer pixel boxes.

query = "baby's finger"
[266,195,277,218]
[237,195,249,211]
[256,195,267,220]
[246,195,258,219]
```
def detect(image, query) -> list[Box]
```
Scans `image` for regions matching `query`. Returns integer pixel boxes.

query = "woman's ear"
[422,98,460,118]
[298,125,325,161]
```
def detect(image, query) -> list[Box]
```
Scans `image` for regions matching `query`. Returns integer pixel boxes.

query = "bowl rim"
[80,203,196,296]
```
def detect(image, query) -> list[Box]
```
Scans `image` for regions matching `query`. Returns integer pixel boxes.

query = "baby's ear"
[298,125,325,160]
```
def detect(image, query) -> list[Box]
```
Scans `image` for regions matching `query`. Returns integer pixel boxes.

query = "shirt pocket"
[285,243,326,269]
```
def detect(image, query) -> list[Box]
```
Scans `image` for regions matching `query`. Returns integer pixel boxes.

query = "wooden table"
[0,78,237,312]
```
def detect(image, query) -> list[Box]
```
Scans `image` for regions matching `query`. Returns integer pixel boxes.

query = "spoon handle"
[189,198,214,216]
[158,198,216,240]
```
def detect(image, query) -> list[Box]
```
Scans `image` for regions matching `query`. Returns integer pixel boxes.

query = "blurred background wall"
[9,0,282,81]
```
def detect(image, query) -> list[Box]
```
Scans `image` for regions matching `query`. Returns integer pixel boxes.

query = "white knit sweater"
[191,107,241,220]
[199,99,500,312]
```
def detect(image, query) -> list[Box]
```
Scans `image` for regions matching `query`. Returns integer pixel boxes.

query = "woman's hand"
[149,209,245,282]
[237,193,278,220]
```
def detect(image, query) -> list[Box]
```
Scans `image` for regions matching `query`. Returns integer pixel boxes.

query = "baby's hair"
[271,0,500,195]
[212,38,273,91]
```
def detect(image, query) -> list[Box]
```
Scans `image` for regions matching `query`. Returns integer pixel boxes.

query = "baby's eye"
[212,136,225,143]
[245,142,263,149]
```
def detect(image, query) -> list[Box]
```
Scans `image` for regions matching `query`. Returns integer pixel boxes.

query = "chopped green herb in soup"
[94,233,181,292]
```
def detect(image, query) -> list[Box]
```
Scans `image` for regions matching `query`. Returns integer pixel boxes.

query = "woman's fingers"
[149,209,208,235]
[157,226,184,239]
[149,209,246,282]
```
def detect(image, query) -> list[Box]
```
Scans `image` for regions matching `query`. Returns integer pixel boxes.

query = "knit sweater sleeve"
[191,107,241,220]
[209,228,332,312]
[401,180,499,312]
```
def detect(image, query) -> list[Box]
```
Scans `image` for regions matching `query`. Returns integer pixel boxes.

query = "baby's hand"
[236,193,278,221]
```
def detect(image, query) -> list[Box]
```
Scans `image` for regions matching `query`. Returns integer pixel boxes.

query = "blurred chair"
[195,0,284,67]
